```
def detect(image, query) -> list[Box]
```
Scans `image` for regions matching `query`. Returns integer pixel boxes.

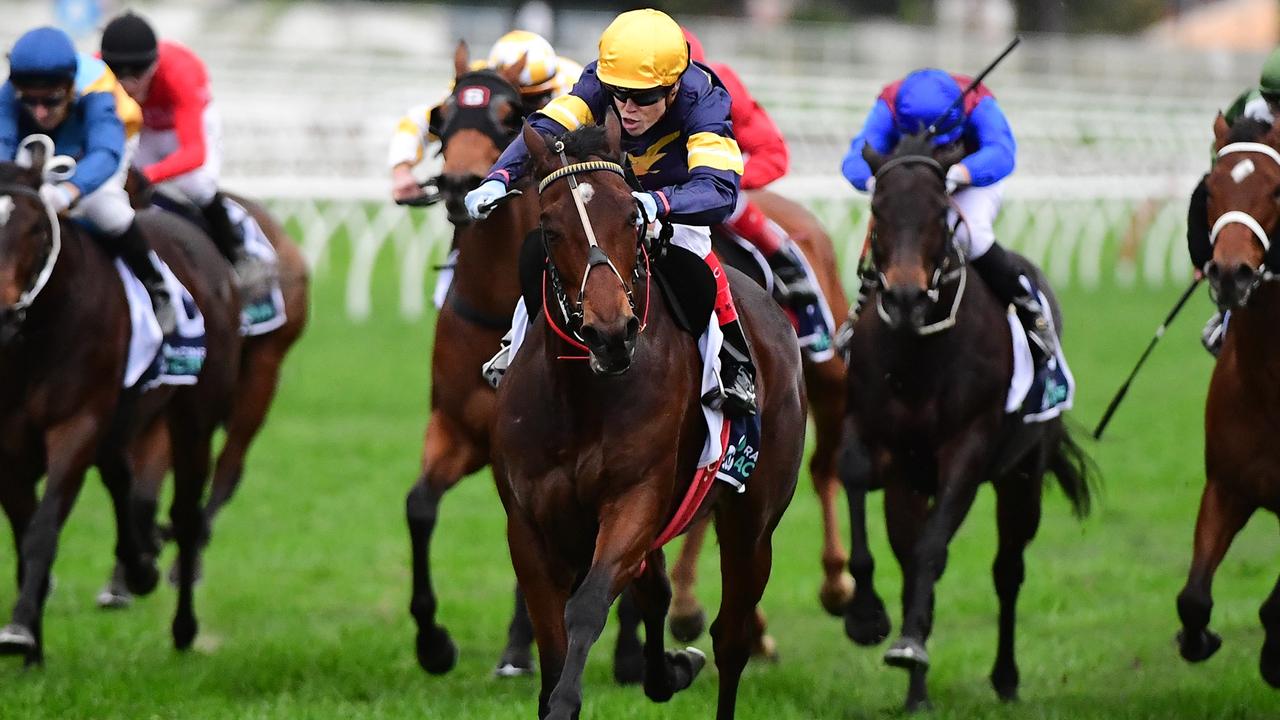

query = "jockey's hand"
[1195,267,1205,281]
[632,191,659,226]
[465,179,507,220]
[945,164,971,195]
[864,176,876,195]
[391,164,423,203]
[39,181,78,213]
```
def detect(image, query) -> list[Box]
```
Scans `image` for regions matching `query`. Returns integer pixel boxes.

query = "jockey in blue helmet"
[0,26,174,333]
[841,68,1057,362]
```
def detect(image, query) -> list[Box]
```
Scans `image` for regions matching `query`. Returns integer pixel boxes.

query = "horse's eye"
[628,210,640,226]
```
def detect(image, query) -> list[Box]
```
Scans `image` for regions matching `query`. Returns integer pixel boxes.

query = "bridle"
[869,154,967,335]
[0,182,62,327]
[418,70,527,207]
[1208,142,1280,302]
[535,140,652,357]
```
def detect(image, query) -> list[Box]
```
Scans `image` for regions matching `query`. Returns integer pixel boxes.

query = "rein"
[1210,142,1280,286]
[536,146,652,359]
[0,182,62,320]
[869,154,969,335]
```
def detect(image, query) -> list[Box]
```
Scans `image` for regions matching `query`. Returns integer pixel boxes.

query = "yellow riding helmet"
[488,30,559,95]
[596,9,688,89]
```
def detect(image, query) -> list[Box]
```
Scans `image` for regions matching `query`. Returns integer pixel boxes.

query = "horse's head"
[0,138,64,345]
[863,131,967,331]
[523,113,645,375]
[1205,115,1280,310]
[434,40,528,225]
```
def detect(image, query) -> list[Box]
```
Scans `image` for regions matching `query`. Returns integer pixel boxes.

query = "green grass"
[2,233,1277,719]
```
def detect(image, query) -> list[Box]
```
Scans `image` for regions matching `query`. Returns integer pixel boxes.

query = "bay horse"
[667,187,854,647]
[840,132,1094,711]
[491,117,805,719]
[96,183,310,606]
[402,43,548,675]
[0,146,240,664]
[1176,114,1280,688]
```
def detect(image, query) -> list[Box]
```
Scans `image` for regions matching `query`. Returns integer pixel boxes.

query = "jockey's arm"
[651,86,743,226]
[142,82,207,184]
[840,100,897,192]
[388,102,438,201]
[73,92,127,197]
[958,97,1015,187]
[0,87,19,162]
[486,75,601,187]
[714,63,787,190]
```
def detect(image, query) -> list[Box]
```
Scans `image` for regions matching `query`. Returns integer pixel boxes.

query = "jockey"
[99,10,270,292]
[0,26,176,333]
[681,28,817,309]
[464,9,757,416]
[389,30,583,204]
[840,68,1059,363]
[1186,46,1280,355]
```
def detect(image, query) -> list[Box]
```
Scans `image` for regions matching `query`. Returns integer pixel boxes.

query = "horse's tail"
[1047,420,1098,519]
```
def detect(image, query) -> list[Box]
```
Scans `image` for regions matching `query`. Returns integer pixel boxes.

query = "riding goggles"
[16,91,68,109]
[604,83,672,107]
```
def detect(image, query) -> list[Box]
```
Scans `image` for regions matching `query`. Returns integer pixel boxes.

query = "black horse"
[839,132,1095,711]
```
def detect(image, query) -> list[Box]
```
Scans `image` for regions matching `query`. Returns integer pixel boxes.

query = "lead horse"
[492,118,805,719]
[1176,115,1280,688]
[840,132,1094,711]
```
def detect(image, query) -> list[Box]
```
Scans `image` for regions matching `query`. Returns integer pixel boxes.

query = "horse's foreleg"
[1177,479,1254,663]
[94,446,160,610]
[806,358,853,616]
[631,550,705,703]
[1259,570,1280,688]
[668,516,709,642]
[407,409,484,675]
[711,502,775,720]
[841,430,890,646]
[204,342,285,528]
[0,415,102,665]
[989,468,1044,702]
[167,405,215,651]
[507,510,569,719]
[0,452,41,593]
[881,479,930,711]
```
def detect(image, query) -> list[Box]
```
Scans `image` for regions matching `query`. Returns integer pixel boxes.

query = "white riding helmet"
[488,30,559,96]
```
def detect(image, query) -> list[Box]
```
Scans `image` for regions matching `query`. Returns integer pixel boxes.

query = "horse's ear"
[523,122,554,176]
[862,142,884,174]
[1212,113,1230,151]
[603,108,622,157]
[498,52,528,86]
[453,40,470,78]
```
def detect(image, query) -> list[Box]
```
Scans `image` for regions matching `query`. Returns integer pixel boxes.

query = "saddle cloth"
[722,231,836,362]
[225,197,286,336]
[1005,294,1075,423]
[117,253,206,390]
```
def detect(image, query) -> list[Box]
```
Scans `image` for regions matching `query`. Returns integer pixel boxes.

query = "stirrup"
[1201,311,1225,358]
[481,337,513,389]
[703,360,757,416]
[232,250,276,298]
[772,265,819,307]
[149,283,177,337]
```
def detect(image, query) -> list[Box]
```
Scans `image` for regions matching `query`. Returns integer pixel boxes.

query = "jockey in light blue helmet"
[0,26,174,333]
[840,68,1057,364]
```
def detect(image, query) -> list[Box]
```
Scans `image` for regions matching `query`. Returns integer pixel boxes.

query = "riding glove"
[38,182,76,213]
[465,179,507,220]
[632,191,659,225]
[944,164,970,195]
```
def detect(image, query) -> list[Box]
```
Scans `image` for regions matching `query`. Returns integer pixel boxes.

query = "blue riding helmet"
[8,26,78,85]
[894,69,964,145]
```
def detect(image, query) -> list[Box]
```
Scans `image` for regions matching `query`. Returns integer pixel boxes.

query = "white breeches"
[949,181,1004,259]
[70,138,137,237]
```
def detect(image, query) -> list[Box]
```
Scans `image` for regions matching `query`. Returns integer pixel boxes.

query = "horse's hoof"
[96,584,134,610]
[613,638,644,685]
[905,696,934,713]
[884,637,929,670]
[751,633,779,663]
[819,572,855,616]
[991,666,1020,702]
[1177,628,1222,663]
[1261,640,1280,688]
[416,625,458,675]
[172,614,198,651]
[493,645,535,678]
[671,647,706,687]
[844,596,891,647]
[668,608,706,643]
[0,624,36,656]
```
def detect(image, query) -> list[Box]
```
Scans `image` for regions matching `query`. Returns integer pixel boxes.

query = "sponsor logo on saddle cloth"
[117,253,207,390]
[224,198,286,336]
[1004,286,1075,424]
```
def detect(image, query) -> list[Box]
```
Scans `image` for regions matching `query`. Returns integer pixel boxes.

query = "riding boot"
[971,243,1058,364]
[1201,310,1227,357]
[1187,174,1212,273]
[707,318,758,416]
[112,220,177,336]
[201,192,273,296]
[767,242,820,308]
[481,327,516,389]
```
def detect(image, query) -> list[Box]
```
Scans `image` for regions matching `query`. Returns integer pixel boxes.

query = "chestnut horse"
[1176,115,1280,688]
[0,149,240,663]
[841,132,1094,711]
[492,118,805,719]
[97,186,310,606]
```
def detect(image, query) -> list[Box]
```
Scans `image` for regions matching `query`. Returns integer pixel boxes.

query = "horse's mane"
[554,124,620,163]
[1227,117,1274,144]
[890,130,937,160]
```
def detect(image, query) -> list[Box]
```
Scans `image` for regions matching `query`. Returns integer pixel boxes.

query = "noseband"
[0,182,62,326]
[1209,142,1280,299]
[870,154,967,335]
[536,142,651,355]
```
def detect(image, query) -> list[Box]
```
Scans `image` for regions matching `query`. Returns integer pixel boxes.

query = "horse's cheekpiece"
[715,413,762,493]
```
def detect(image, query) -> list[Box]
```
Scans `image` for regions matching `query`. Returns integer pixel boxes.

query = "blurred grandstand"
[2,1,1271,315]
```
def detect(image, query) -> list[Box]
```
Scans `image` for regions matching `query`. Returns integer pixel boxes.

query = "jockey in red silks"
[682,28,818,309]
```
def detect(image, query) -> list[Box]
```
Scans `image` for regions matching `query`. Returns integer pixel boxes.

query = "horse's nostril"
[581,325,605,349]
[1206,262,1221,281]
[625,316,640,340]
[1234,264,1257,283]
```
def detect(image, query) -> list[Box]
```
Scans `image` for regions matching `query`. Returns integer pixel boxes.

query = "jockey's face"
[113,61,158,104]
[611,86,678,136]
[15,82,73,131]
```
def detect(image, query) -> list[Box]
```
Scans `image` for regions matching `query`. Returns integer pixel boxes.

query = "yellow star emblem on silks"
[627,131,682,177]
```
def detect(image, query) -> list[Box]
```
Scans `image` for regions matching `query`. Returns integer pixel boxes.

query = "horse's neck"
[452,190,533,313]
[1229,283,1280,369]
[0,225,93,369]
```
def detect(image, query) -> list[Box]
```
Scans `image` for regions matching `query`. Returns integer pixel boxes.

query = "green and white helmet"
[1261,47,1280,97]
